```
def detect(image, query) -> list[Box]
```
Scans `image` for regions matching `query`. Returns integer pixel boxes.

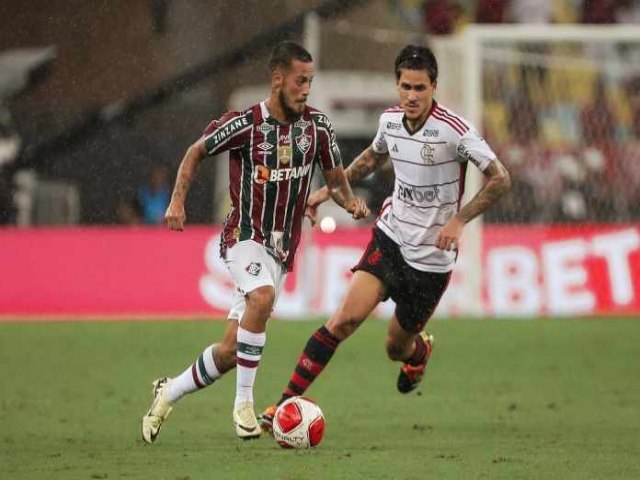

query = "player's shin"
[235,327,266,408]
[164,343,223,403]
[279,325,341,404]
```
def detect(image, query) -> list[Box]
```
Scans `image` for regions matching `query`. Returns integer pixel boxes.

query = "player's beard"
[279,90,303,123]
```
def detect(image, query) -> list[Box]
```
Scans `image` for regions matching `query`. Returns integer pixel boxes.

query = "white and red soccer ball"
[272,396,325,449]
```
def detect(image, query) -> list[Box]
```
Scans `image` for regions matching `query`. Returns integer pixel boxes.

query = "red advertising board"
[0,224,638,319]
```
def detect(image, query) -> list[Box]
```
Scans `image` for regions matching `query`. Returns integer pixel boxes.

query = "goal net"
[429,25,640,316]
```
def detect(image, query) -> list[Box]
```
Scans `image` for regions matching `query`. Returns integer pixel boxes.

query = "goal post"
[432,24,640,316]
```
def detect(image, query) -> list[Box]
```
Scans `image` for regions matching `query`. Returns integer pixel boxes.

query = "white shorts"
[224,240,287,323]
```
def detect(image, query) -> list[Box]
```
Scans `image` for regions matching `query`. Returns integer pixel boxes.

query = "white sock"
[165,344,221,403]
[234,327,266,409]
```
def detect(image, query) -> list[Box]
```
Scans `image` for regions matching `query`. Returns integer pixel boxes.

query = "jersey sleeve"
[456,127,496,171]
[202,110,251,156]
[371,116,388,154]
[315,114,343,170]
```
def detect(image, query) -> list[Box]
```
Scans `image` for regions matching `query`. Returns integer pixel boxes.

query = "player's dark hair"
[269,41,313,72]
[394,45,438,83]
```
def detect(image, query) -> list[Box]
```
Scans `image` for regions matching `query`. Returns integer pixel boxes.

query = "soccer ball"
[272,396,325,449]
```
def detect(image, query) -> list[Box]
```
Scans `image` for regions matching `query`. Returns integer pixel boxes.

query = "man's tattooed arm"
[165,138,207,231]
[456,159,511,224]
[344,146,389,183]
[436,158,511,251]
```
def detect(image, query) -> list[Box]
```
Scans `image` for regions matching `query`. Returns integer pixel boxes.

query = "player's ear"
[272,67,284,89]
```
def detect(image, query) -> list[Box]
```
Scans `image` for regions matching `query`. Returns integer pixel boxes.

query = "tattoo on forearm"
[171,150,202,200]
[345,148,386,183]
[457,161,511,223]
[345,158,374,183]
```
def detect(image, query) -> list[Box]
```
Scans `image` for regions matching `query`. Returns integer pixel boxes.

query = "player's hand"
[304,203,319,226]
[165,201,186,231]
[346,196,370,220]
[436,216,464,251]
[305,187,330,226]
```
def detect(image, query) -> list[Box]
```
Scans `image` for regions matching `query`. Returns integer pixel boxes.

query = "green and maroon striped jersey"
[203,101,342,271]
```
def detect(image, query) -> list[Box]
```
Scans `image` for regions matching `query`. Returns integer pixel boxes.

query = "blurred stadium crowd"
[1,0,639,227]
[392,1,640,224]
[393,0,640,33]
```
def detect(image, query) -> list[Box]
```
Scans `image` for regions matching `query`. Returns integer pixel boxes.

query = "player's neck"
[404,100,434,134]
[265,96,296,125]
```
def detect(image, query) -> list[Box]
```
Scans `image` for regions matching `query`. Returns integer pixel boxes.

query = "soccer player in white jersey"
[259,44,511,427]
[141,41,369,444]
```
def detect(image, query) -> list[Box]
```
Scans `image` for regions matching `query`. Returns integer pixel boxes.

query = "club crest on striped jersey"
[421,144,435,164]
[245,262,262,276]
[295,133,311,154]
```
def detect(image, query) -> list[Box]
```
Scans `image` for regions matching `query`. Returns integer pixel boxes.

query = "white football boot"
[141,377,173,444]
[233,401,262,440]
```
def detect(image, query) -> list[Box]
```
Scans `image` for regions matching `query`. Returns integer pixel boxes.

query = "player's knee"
[215,343,237,373]
[385,336,406,361]
[327,313,363,340]
[246,286,275,318]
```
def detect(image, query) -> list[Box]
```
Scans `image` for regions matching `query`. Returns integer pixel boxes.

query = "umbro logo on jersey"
[245,262,262,276]
[387,122,402,130]
[257,142,274,151]
[423,129,439,137]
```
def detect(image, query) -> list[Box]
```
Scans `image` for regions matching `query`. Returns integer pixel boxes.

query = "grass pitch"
[1,318,639,479]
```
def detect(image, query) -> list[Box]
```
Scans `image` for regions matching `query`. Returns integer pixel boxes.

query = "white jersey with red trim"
[371,101,496,272]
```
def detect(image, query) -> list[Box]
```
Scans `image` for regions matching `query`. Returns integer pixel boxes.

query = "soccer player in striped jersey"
[141,41,369,444]
[259,45,511,428]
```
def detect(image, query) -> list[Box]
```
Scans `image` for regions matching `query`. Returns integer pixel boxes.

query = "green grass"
[1,318,640,480]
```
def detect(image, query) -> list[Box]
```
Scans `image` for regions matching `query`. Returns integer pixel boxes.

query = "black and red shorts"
[352,228,451,333]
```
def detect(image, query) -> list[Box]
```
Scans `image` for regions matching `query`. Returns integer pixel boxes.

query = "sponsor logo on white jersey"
[397,183,441,204]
